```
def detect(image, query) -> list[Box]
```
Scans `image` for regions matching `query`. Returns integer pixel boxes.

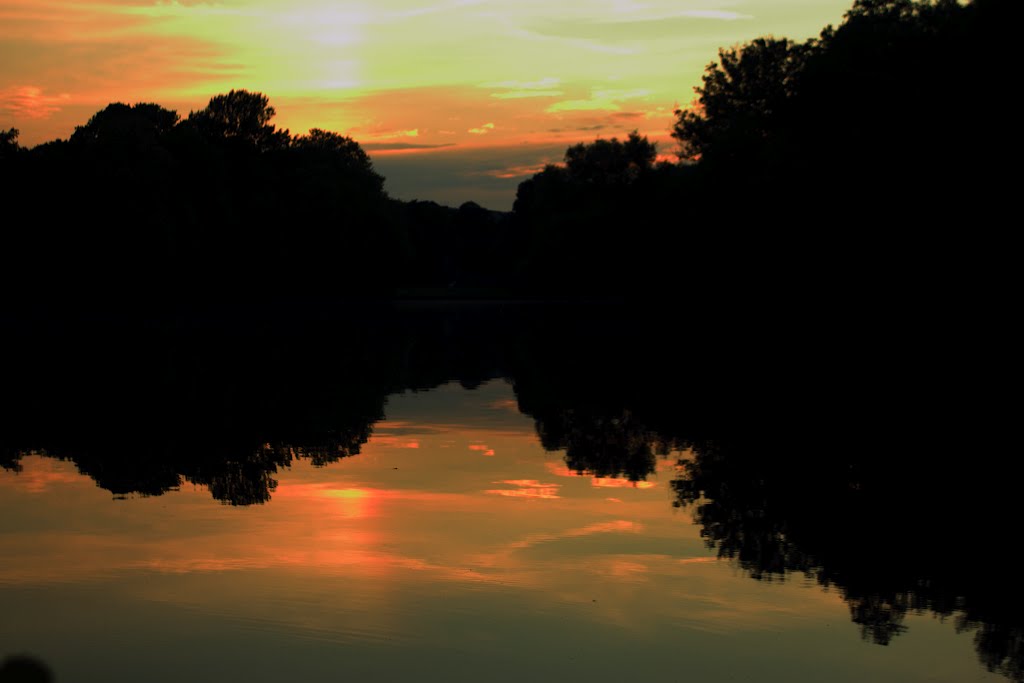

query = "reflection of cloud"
[606,559,649,579]
[488,398,520,413]
[1,86,70,119]
[508,520,643,550]
[468,122,495,135]
[372,422,446,436]
[592,478,655,490]
[486,479,560,499]
[0,456,91,493]
[370,434,425,449]
[544,462,656,489]
[547,463,578,477]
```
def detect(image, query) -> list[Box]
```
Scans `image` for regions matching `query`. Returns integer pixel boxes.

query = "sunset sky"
[1,0,851,208]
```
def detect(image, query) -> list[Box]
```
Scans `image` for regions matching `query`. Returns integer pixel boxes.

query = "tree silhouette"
[563,130,658,185]
[671,37,806,165]
[69,102,178,151]
[290,128,385,196]
[0,128,21,160]
[185,89,289,151]
[510,130,671,295]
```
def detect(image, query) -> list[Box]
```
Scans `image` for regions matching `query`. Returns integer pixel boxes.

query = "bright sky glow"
[1,0,853,207]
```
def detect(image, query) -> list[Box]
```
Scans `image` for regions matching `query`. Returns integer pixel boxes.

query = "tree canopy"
[70,103,179,150]
[0,128,21,159]
[185,89,289,151]
[671,37,806,165]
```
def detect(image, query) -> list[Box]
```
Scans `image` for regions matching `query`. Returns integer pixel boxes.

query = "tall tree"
[186,89,289,151]
[671,37,807,165]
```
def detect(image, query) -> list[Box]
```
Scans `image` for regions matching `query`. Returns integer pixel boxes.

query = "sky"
[1,0,852,209]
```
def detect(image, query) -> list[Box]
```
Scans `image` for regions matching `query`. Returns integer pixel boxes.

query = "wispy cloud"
[362,141,457,151]
[477,162,549,179]
[484,76,563,99]
[547,88,652,113]
[1,85,70,119]
[507,520,644,551]
[679,10,753,21]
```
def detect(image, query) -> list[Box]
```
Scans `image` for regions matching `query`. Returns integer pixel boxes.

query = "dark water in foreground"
[0,307,1019,682]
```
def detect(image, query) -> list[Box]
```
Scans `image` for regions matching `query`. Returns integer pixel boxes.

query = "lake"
[1,305,1018,682]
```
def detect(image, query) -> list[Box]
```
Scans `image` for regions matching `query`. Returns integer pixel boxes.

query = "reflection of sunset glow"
[328,488,370,499]
[544,462,656,489]
[469,444,496,456]
[592,478,655,489]
[546,463,580,478]
[325,487,373,518]
[606,559,649,579]
[507,520,643,550]
[486,479,560,500]
[4,456,107,493]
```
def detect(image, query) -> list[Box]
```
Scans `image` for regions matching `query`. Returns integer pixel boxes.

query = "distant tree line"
[0,0,1013,310]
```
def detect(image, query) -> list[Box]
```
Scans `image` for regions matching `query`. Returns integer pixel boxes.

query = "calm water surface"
[0,378,1004,682]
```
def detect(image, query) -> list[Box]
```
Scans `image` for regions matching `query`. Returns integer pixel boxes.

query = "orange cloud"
[477,162,550,179]
[1,85,70,119]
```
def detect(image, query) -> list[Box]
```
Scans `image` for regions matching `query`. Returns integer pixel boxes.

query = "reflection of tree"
[972,621,1024,683]
[0,307,511,505]
[533,408,675,482]
[0,450,23,473]
[673,434,1024,680]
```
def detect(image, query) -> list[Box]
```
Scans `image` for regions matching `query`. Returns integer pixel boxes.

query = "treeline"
[0,0,1014,309]
[0,91,492,308]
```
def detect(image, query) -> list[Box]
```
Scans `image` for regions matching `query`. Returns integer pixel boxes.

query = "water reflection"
[0,306,1019,681]
[672,435,1024,681]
